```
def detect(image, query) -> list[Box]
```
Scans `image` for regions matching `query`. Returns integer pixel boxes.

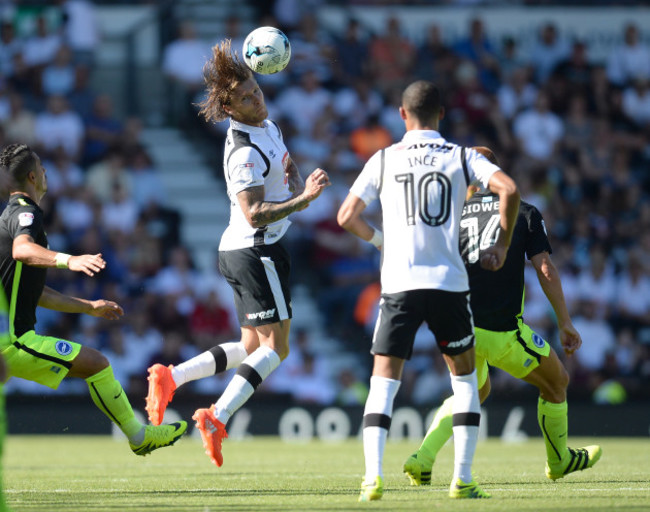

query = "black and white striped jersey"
[219,118,293,251]
[350,130,499,294]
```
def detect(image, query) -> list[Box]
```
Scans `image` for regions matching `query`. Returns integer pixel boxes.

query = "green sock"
[86,366,143,443]
[0,384,8,512]
[537,397,569,467]
[417,396,454,467]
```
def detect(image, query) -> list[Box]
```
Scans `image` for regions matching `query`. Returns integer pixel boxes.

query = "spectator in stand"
[332,18,370,86]
[22,15,63,71]
[614,249,650,335]
[496,66,537,121]
[275,69,331,137]
[333,78,383,134]
[34,94,84,159]
[368,16,416,95]
[349,114,393,162]
[68,64,96,118]
[190,289,237,351]
[41,146,84,198]
[453,17,500,93]
[622,77,650,128]
[512,91,564,170]
[497,35,527,83]
[58,0,101,67]
[149,245,200,317]
[552,40,594,99]
[414,23,457,91]
[2,92,36,146]
[85,147,132,203]
[447,60,493,136]
[0,20,21,78]
[101,182,138,235]
[571,298,616,377]
[162,21,210,123]
[606,23,650,87]
[529,22,570,85]
[287,12,335,84]
[83,93,123,166]
[575,247,617,320]
[128,146,167,211]
[41,45,77,97]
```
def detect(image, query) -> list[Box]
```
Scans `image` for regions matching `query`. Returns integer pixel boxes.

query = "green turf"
[4,435,650,511]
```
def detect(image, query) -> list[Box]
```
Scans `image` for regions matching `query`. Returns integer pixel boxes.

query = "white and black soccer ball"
[242,26,291,75]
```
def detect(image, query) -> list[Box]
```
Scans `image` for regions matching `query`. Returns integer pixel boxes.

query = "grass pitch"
[4,435,650,511]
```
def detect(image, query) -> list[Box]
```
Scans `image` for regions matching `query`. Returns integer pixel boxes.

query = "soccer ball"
[242,27,291,75]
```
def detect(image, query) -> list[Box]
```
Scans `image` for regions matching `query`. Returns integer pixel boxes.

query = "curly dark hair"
[0,143,37,188]
[198,39,253,124]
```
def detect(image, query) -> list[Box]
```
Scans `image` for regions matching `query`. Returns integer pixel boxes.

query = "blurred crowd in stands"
[1,0,650,408]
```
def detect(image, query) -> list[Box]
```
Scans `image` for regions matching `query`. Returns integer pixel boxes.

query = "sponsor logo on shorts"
[532,332,545,348]
[524,358,533,367]
[246,308,276,321]
[55,340,73,356]
[50,366,61,374]
[18,212,34,226]
[239,162,254,169]
[440,334,473,349]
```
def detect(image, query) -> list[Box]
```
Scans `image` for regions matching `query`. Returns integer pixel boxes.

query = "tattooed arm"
[285,157,305,197]
[237,167,331,228]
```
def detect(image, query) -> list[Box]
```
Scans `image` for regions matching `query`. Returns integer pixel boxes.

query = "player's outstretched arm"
[12,234,106,276]
[531,251,582,356]
[337,193,382,251]
[237,168,330,228]
[37,285,124,319]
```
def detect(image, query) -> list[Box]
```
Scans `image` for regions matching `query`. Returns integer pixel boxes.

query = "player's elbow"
[336,205,354,231]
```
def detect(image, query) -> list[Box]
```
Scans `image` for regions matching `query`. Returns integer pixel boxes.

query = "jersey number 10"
[395,172,452,227]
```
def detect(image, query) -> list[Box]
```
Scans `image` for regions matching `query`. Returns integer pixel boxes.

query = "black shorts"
[218,241,292,327]
[372,289,474,358]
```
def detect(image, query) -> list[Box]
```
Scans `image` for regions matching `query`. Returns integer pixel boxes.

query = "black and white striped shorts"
[218,241,292,327]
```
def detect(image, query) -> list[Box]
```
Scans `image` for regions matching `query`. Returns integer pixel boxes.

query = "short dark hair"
[199,39,253,123]
[0,143,38,188]
[402,80,441,125]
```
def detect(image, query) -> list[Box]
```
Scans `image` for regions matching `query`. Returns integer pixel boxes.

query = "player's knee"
[83,348,110,374]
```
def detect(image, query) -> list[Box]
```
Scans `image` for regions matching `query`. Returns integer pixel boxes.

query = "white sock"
[213,345,280,425]
[450,370,480,483]
[362,376,401,482]
[171,341,247,387]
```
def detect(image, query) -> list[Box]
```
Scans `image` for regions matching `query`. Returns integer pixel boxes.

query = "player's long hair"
[0,143,36,189]
[402,80,442,126]
[199,39,253,123]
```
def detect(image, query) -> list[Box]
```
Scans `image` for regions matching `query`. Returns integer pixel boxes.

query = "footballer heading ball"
[243,26,291,75]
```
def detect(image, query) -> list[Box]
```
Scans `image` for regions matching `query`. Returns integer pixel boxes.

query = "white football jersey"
[219,118,293,251]
[350,130,500,294]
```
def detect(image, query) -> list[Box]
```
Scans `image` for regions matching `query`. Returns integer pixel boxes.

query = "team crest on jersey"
[55,340,73,356]
[532,332,545,348]
[18,212,34,226]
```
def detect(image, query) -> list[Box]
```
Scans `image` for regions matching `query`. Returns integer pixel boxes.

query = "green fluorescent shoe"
[546,445,602,480]
[130,421,187,456]
[449,478,491,499]
[403,453,432,486]
[358,476,383,502]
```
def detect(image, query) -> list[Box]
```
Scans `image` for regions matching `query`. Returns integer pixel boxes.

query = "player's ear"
[399,106,407,120]
[438,106,445,122]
